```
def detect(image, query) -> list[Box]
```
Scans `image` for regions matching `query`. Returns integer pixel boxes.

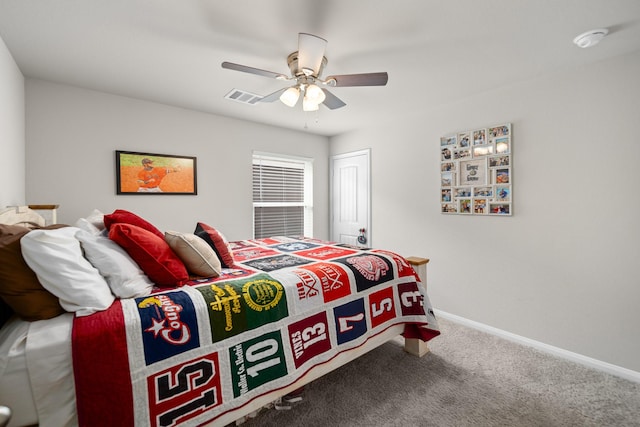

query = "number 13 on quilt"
[288,312,332,368]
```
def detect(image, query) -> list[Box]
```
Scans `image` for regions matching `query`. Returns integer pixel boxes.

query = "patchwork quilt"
[72,237,439,426]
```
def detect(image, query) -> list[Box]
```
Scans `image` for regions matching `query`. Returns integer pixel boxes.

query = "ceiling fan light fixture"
[302,96,320,112]
[280,86,300,107]
[222,33,388,112]
[305,84,326,104]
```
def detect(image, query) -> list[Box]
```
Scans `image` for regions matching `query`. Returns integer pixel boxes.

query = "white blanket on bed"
[0,313,76,427]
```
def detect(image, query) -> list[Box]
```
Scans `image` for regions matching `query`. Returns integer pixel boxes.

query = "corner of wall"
[0,34,26,207]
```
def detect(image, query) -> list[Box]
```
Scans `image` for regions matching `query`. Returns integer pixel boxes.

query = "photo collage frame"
[440,123,512,215]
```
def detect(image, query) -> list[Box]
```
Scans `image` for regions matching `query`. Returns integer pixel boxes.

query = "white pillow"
[20,227,115,316]
[74,209,106,236]
[75,218,103,236]
[165,231,222,277]
[75,228,154,298]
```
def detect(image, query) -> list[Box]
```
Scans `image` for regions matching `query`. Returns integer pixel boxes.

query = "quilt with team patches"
[72,237,439,427]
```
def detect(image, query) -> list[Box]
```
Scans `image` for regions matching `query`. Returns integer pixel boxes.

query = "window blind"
[252,158,308,238]
[253,206,304,238]
[252,163,304,203]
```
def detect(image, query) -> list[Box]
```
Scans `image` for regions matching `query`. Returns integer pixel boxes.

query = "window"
[252,152,313,238]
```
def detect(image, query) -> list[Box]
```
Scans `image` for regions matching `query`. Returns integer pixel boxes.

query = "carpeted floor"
[242,317,640,426]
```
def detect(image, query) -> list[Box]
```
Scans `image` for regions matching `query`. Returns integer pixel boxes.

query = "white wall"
[330,51,640,373]
[25,80,330,240]
[14,43,640,373]
[0,35,25,207]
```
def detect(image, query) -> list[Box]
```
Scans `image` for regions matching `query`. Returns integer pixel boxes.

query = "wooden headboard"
[0,206,46,228]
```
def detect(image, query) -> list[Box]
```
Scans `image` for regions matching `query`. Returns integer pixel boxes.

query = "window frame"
[252,151,313,238]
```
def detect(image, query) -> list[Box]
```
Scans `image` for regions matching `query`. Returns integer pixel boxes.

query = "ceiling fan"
[221,33,388,111]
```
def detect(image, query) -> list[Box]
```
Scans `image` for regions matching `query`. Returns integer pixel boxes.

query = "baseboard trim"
[434,309,640,384]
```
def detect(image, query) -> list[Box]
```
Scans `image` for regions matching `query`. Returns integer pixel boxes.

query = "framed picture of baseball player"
[115,150,197,195]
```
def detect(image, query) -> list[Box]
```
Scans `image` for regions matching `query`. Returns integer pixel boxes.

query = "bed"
[0,206,439,427]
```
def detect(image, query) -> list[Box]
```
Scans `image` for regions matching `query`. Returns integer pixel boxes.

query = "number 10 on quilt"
[229,331,288,398]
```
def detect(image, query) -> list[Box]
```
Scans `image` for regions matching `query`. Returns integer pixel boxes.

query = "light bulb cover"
[280,86,300,107]
[305,84,326,104]
[302,96,320,111]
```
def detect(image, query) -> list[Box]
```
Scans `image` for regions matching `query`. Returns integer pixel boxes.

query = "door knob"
[357,228,367,244]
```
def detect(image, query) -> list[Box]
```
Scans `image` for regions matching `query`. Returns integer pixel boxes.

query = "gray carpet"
[242,317,640,426]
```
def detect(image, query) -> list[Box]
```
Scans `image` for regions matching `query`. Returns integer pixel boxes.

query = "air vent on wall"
[224,88,263,105]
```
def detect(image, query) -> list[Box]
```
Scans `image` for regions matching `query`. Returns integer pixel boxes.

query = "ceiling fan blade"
[259,88,287,103]
[321,89,346,110]
[325,72,388,87]
[221,62,287,80]
[297,33,327,76]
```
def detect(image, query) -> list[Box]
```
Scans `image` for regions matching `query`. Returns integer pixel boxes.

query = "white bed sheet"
[0,317,35,427]
[0,313,76,427]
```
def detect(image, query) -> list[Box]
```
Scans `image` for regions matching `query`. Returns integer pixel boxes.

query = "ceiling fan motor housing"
[287,51,328,78]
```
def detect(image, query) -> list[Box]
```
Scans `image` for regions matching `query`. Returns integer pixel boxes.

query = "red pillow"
[194,222,236,268]
[104,209,164,239]
[109,223,188,287]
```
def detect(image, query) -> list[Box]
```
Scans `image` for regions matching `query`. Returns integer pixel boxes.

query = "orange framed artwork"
[115,150,197,195]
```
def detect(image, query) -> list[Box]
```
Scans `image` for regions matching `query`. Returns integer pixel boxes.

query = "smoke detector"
[573,28,609,48]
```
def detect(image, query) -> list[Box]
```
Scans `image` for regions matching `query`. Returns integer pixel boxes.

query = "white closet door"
[330,149,370,246]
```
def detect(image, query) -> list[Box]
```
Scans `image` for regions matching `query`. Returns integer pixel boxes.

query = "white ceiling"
[1,0,640,137]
